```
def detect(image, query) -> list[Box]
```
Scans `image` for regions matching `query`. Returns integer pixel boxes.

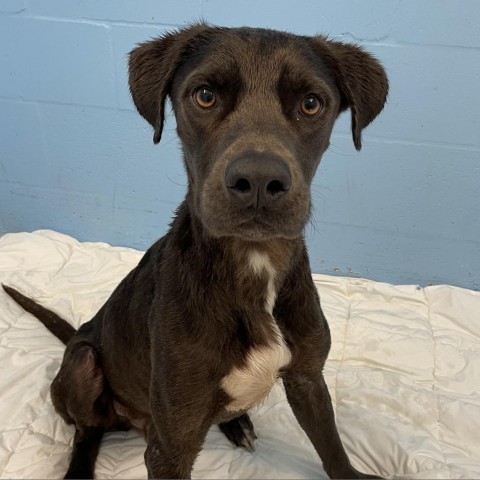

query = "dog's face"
[129,25,388,241]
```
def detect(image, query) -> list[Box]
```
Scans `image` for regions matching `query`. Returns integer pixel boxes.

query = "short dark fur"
[3,23,388,479]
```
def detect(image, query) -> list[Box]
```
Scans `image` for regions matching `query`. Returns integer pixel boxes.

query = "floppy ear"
[128,24,215,144]
[310,37,388,150]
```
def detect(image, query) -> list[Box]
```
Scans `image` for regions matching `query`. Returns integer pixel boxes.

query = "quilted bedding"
[0,229,479,479]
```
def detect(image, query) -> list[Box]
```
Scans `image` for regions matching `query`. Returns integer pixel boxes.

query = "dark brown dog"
[3,23,388,479]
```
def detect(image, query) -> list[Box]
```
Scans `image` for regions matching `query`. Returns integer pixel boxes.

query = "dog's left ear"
[310,37,389,150]
[129,23,217,144]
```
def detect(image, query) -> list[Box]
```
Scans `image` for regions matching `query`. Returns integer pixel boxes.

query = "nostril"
[225,155,292,206]
[234,178,251,193]
[267,180,287,196]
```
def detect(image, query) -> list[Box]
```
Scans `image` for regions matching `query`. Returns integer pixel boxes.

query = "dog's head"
[129,24,388,241]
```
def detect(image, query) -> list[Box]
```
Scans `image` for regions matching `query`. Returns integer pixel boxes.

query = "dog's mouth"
[234,216,278,239]
[205,209,304,241]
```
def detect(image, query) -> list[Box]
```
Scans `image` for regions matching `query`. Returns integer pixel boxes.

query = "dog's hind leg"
[219,413,257,452]
[52,343,121,479]
[64,426,104,479]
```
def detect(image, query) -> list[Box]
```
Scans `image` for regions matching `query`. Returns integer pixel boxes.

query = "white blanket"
[0,230,479,479]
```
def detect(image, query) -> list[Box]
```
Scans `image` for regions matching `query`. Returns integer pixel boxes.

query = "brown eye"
[300,95,322,116]
[194,86,216,108]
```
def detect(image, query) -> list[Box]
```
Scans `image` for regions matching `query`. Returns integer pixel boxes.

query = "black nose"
[225,153,292,208]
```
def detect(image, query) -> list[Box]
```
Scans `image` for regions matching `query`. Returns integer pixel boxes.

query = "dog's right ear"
[129,24,215,144]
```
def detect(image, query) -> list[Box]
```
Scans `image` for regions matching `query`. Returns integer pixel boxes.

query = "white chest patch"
[222,250,291,412]
[222,323,291,412]
[247,249,277,315]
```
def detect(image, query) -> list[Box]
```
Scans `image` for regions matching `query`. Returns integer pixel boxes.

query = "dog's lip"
[204,206,304,240]
[234,211,276,228]
[231,215,285,239]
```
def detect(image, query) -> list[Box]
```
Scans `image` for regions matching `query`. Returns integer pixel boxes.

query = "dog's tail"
[2,285,76,345]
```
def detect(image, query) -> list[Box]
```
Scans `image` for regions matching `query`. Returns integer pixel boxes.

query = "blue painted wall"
[1,1,479,290]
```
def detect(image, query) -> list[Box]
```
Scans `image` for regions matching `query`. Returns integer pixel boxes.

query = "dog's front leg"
[144,359,214,479]
[283,369,380,479]
[144,413,211,479]
[278,258,381,479]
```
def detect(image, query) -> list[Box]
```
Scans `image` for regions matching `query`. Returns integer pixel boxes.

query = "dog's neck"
[227,237,296,314]
[174,198,302,315]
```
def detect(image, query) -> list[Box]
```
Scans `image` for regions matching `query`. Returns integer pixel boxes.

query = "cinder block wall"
[1,1,479,289]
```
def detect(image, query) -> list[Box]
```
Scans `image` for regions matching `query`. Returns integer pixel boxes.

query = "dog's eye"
[300,95,322,117]
[193,86,216,109]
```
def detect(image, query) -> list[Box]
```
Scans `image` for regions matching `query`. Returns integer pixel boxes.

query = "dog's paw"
[328,465,383,479]
[219,413,257,452]
[349,468,383,479]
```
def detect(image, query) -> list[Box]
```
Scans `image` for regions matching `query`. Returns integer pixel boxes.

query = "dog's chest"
[221,251,291,412]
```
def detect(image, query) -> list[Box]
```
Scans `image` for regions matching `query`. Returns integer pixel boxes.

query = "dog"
[3,23,388,479]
